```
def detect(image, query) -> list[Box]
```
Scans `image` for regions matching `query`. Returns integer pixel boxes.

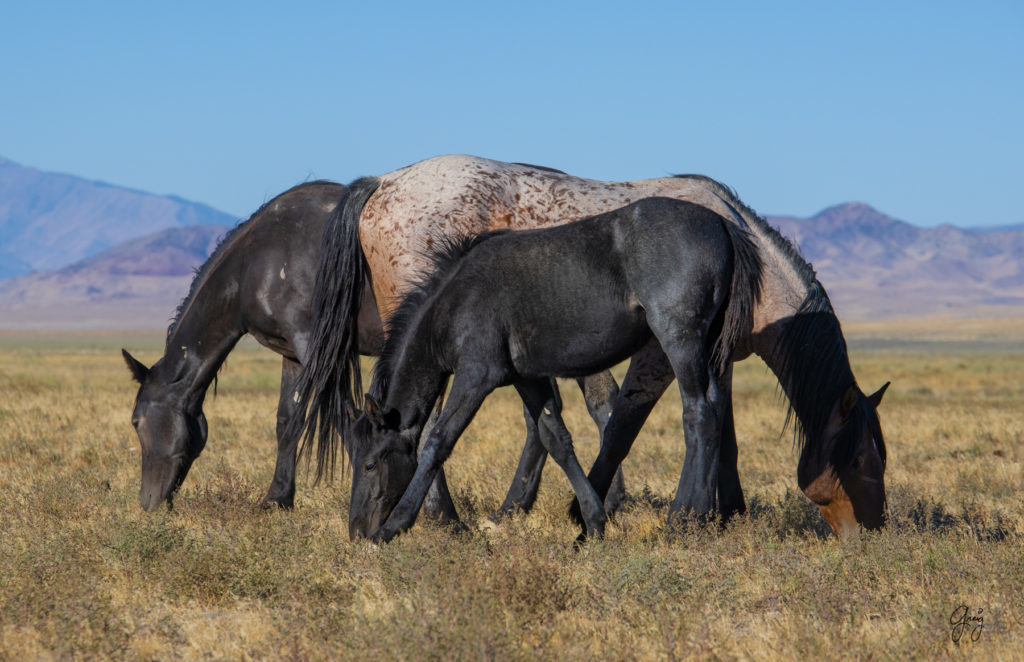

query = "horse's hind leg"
[578,372,627,514]
[660,335,729,526]
[717,364,745,522]
[516,378,606,540]
[264,357,302,509]
[494,402,548,517]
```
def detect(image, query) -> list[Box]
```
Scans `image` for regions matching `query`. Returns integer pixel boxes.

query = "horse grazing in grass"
[122,181,382,510]
[347,198,761,543]
[295,155,890,537]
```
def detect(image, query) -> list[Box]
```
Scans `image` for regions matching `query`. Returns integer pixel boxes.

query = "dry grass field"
[1,319,1022,660]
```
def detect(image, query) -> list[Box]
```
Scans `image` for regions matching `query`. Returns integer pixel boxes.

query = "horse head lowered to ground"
[122,181,364,511]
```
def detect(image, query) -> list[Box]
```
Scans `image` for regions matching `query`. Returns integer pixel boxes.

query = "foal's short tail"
[289,176,381,483]
[712,220,763,375]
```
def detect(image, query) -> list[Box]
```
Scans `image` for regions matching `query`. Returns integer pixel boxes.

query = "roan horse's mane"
[370,230,513,401]
[166,180,338,342]
[673,175,862,464]
[672,174,821,289]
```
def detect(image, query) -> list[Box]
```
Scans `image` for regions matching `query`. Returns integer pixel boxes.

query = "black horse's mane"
[166,180,339,342]
[673,175,862,465]
[370,230,512,401]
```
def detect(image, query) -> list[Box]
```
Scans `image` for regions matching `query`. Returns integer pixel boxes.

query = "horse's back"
[443,197,733,379]
[360,155,747,312]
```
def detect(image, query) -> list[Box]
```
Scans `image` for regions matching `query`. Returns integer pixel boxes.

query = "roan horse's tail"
[711,218,763,375]
[290,176,381,483]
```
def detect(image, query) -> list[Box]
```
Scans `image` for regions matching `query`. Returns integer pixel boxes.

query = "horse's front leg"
[517,378,606,541]
[497,369,623,520]
[577,372,627,514]
[419,380,465,528]
[264,357,303,509]
[373,369,498,543]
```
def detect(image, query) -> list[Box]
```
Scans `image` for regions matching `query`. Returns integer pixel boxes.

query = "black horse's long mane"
[370,230,512,401]
[166,180,339,342]
[673,175,860,465]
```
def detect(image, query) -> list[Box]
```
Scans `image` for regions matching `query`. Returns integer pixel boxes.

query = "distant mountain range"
[0,156,234,278]
[770,203,1024,319]
[0,156,1022,327]
[0,223,228,329]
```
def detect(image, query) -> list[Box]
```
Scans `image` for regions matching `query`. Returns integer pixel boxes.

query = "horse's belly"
[508,312,650,379]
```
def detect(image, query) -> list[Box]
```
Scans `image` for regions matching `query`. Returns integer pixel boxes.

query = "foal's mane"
[166,180,339,342]
[370,230,512,400]
[673,175,859,462]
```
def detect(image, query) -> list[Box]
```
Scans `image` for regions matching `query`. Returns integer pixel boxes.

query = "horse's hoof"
[665,508,715,534]
[572,525,604,550]
[370,528,393,544]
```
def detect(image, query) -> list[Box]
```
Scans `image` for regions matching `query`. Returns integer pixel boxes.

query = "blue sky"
[1,1,1021,227]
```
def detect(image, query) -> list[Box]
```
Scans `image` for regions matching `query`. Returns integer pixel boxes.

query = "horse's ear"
[840,384,858,418]
[868,382,890,408]
[122,349,149,383]
[364,394,382,425]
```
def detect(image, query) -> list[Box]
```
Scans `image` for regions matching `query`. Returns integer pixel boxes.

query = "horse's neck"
[748,261,812,354]
[748,283,854,444]
[164,286,245,407]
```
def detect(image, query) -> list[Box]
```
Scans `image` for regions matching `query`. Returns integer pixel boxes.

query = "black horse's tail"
[712,219,763,375]
[290,175,381,483]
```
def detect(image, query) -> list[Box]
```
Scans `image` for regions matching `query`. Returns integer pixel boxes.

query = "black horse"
[122,181,382,510]
[121,180,621,515]
[348,197,762,543]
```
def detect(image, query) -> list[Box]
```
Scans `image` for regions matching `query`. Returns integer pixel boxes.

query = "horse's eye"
[364,460,377,472]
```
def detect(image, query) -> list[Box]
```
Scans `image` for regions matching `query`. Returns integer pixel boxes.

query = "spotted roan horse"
[293,155,890,537]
